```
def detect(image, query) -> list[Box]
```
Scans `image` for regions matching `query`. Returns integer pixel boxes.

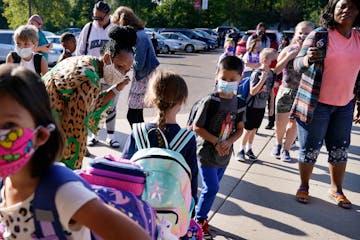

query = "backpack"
[237,76,250,101]
[187,92,246,129]
[78,155,147,197]
[0,164,158,240]
[130,122,195,238]
[84,22,93,55]
[11,51,42,75]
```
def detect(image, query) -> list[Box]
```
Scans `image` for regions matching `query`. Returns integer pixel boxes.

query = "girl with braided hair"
[122,70,198,210]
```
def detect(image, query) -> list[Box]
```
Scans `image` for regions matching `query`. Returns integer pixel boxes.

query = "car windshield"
[154,32,166,40]
[0,33,14,44]
[195,30,211,38]
[176,33,191,41]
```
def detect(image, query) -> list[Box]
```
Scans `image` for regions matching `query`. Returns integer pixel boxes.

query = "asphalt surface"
[85,50,360,240]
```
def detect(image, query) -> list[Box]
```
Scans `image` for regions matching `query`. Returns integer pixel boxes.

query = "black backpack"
[11,52,42,76]
[186,92,246,129]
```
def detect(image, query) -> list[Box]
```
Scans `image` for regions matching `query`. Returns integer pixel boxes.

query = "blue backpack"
[237,76,250,101]
[0,164,158,240]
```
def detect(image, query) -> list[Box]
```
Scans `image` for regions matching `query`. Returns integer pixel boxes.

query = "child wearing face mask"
[6,24,48,76]
[215,39,235,72]
[192,56,245,238]
[0,64,152,240]
[237,48,278,162]
[122,70,198,209]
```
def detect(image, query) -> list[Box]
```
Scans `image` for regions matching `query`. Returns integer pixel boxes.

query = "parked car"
[282,30,295,42]
[158,28,216,50]
[56,28,82,37]
[146,31,183,54]
[43,30,57,37]
[46,35,61,44]
[160,32,207,53]
[193,29,218,47]
[47,43,63,67]
[0,29,15,62]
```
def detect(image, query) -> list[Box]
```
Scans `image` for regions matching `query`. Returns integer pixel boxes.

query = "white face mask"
[103,57,125,85]
[15,46,33,59]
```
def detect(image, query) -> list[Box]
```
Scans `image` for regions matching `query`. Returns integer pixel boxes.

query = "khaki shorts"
[276,86,297,113]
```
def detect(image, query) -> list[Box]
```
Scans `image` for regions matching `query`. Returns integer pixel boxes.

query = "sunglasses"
[92,15,107,21]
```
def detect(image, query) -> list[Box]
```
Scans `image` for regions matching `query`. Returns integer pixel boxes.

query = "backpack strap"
[32,164,91,239]
[84,22,93,55]
[169,128,194,153]
[133,122,171,150]
[33,53,42,75]
[11,51,21,63]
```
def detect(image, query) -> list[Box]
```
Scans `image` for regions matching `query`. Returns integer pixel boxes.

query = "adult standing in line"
[272,21,314,162]
[112,6,160,128]
[292,0,360,209]
[246,22,270,50]
[77,1,121,148]
[28,14,52,61]
[43,26,136,170]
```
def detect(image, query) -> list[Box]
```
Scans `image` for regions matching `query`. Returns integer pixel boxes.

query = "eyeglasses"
[92,15,106,21]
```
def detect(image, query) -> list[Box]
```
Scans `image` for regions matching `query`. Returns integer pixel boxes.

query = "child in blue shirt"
[193,56,245,238]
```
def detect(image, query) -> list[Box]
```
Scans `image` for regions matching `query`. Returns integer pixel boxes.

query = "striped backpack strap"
[133,122,148,150]
[169,128,195,153]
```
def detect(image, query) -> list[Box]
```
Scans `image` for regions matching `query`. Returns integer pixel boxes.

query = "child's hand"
[219,140,231,153]
[215,143,227,156]
[260,71,268,81]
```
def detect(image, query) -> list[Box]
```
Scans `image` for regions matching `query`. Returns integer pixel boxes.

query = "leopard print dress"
[43,56,111,169]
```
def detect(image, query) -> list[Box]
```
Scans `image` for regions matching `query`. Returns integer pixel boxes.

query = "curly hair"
[144,70,188,130]
[111,6,145,30]
[319,0,360,29]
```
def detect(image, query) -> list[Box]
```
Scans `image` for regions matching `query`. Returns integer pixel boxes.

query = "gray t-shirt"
[248,69,274,109]
[194,94,245,167]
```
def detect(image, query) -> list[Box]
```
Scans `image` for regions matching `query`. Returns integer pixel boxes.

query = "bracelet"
[214,138,220,147]
[111,86,120,95]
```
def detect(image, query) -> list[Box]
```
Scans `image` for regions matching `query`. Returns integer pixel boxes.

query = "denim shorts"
[275,86,297,113]
[296,100,354,164]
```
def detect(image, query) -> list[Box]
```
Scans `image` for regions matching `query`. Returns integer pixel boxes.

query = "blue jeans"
[195,166,226,220]
[296,100,354,164]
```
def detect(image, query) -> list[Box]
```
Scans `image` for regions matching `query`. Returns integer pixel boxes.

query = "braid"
[158,108,167,131]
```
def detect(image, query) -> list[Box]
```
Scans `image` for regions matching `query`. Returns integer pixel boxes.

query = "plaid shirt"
[291,28,360,123]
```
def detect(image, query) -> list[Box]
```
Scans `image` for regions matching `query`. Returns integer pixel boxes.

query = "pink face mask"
[0,127,37,178]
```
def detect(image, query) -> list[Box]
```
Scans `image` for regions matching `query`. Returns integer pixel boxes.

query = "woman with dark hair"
[292,0,360,209]
[112,6,160,128]
[43,26,137,169]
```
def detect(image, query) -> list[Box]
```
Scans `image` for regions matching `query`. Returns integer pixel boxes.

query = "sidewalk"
[85,112,360,240]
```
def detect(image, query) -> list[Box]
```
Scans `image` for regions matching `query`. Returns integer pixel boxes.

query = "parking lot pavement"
[85,113,360,240]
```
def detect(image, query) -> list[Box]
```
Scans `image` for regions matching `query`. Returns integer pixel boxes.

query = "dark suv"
[158,28,216,50]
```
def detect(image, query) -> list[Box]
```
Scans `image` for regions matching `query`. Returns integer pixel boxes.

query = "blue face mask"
[217,79,238,94]
[227,46,235,52]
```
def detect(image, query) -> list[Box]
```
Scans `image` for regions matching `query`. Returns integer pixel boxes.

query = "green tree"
[2,0,72,31]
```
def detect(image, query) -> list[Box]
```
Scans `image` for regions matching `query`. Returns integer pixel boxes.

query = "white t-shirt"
[76,21,116,57]
[0,181,97,240]
[20,54,36,74]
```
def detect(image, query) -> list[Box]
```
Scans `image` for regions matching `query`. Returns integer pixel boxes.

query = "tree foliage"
[0,0,330,32]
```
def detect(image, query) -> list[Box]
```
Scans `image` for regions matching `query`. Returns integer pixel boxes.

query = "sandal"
[296,187,309,204]
[328,190,352,209]
[109,139,120,149]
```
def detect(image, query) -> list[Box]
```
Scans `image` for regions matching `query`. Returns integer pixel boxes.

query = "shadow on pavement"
[210,225,246,240]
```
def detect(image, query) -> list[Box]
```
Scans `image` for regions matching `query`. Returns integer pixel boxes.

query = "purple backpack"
[7,164,158,240]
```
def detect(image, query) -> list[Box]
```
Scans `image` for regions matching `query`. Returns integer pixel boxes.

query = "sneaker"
[265,123,274,130]
[271,144,282,159]
[246,149,257,160]
[197,219,212,239]
[87,137,99,146]
[108,139,120,148]
[281,150,291,162]
[236,150,246,161]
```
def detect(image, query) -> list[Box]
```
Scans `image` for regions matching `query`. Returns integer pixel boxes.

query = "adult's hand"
[306,47,325,63]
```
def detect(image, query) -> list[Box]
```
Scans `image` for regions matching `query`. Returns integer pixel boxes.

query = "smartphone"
[314,31,328,56]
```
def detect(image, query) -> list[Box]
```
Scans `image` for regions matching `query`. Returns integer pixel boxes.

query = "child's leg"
[247,129,257,145]
[196,166,227,221]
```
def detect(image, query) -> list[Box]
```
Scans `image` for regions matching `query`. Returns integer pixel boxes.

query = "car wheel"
[185,44,194,53]
[163,45,170,54]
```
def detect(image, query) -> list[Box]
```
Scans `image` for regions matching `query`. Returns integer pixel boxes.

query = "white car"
[146,31,184,54]
[0,29,15,62]
[160,32,207,53]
